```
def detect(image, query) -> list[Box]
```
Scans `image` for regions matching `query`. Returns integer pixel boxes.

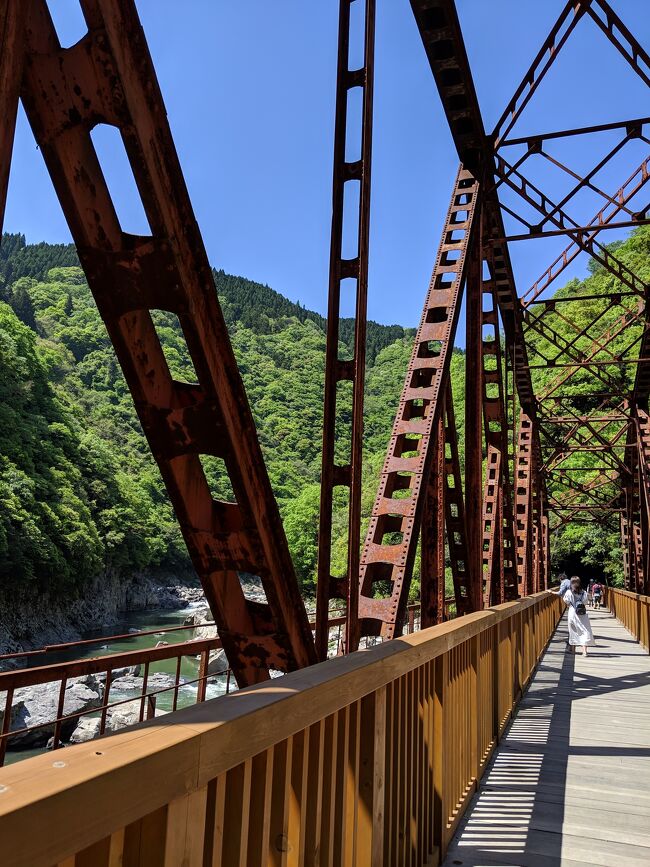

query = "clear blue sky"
[4,1,649,335]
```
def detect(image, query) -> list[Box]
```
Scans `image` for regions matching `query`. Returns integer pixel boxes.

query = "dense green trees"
[0,234,417,598]
[1,227,642,600]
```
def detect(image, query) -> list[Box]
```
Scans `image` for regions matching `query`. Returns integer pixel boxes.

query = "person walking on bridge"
[592,580,604,609]
[564,576,595,655]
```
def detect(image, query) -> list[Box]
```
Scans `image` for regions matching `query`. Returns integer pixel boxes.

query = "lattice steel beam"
[18,0,316,685]
[358,167,478,639]
[316,0,375,660]
[420,413,445,628]
[443,386,473,615]
[514,411,534,596]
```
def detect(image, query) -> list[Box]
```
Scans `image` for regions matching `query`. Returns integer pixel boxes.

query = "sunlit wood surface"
[443,607,650,866]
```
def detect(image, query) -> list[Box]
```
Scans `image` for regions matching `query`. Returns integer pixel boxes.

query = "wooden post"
[358,687,386,865]
[164,788,208,867]
[433,654,447,860]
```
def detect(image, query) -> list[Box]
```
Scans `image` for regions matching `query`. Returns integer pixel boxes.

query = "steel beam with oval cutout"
[18,0,316,685]
[357,167,479,640]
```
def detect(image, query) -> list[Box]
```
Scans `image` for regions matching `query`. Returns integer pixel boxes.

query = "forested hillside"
[1,227,642,603]
[0,233,431,598]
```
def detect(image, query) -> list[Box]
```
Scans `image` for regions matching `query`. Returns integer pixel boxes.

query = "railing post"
[433,653,447,861]
[470,635,479,786]
[164,787,208,867]
[358,686,386,865]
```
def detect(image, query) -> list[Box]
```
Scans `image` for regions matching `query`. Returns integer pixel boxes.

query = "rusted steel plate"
[19,0,316,685]
[317,0,375,660]
[358,167,479,638]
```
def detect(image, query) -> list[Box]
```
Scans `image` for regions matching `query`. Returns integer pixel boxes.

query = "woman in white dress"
[563,576,595,655]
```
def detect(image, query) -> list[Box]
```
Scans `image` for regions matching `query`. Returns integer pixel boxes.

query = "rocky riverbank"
[0,569,204,659]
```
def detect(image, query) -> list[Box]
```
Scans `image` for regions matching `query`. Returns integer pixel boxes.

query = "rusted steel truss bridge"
[1,0,649,690]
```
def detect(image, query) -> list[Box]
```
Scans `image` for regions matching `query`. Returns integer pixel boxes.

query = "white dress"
[563,590,595,646]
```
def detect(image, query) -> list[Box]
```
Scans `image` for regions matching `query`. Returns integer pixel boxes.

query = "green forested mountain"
[0,233,426,597]
[1,227,642,601]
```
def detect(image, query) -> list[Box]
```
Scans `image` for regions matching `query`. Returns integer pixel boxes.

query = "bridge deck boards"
[443,607,650,867]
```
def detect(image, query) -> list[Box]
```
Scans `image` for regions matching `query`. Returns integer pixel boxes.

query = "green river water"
[5,605,230,765]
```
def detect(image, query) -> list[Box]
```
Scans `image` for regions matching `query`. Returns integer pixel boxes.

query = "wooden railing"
[0,591,561,867]
[0,601,434,766]
[606,586,650,651]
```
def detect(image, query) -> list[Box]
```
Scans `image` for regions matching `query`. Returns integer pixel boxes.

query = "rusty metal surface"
[1,0,649,682]
[442,387,473,615]
[17,0,316,686]
[0,3,24,227]
[420,414,446,628]
[357,167,478,639]
[514,412,534,597]
[316,0,375,659]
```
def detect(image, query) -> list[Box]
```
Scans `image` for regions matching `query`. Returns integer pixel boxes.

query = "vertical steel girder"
[316,0,375,660]
[420,413,446,629]
[620,510,632,588]
[514,412,534,597]
[481,254,517,603]
[636,409,650,590]
[357,166,478,639]
[632,523,646,593]
[420,385,474,627]
[464,217,484,612]
[442,387,473,615]
[17,0,316,685]
[481,446,502,606]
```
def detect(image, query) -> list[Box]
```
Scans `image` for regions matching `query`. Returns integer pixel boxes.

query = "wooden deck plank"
[442,607,650,867]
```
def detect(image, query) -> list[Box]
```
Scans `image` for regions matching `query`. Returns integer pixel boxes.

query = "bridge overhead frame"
[342,0,650,641]
[1,0,649,685]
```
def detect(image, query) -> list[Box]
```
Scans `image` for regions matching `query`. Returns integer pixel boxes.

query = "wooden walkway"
[443,606,650,867]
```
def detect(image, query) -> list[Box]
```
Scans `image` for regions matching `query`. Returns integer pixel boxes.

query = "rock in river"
[8,675,103,749]
[69,701,168,745]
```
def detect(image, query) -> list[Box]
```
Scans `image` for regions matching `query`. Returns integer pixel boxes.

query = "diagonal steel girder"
[409,0,547,601]
[409,0,537,417]
[16,0,317,685]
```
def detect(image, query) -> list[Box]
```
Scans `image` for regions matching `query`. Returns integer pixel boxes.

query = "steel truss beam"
[514,411,534,596]
[481,259,517,604]
[420,414,446,628]
[16,0,317,685]
[357,166,478,640]
[443,387,473,615]
[316,0,375,660]
[420,386,474,625]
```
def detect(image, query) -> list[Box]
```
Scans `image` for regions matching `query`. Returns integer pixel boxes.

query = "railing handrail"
[606,585,650,652]
[0,599,428,664]
[0,591,555,866]
[606,585,649,601]
[0,634,221,692]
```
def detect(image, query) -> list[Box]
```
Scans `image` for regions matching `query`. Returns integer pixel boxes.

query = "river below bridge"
[4,604,230,766]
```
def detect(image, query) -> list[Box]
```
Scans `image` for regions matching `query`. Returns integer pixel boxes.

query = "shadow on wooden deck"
[443,607,650,867]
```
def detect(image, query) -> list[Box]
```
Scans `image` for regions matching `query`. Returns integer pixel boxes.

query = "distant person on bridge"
[564,576,595,655]
[592,581,604,609]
